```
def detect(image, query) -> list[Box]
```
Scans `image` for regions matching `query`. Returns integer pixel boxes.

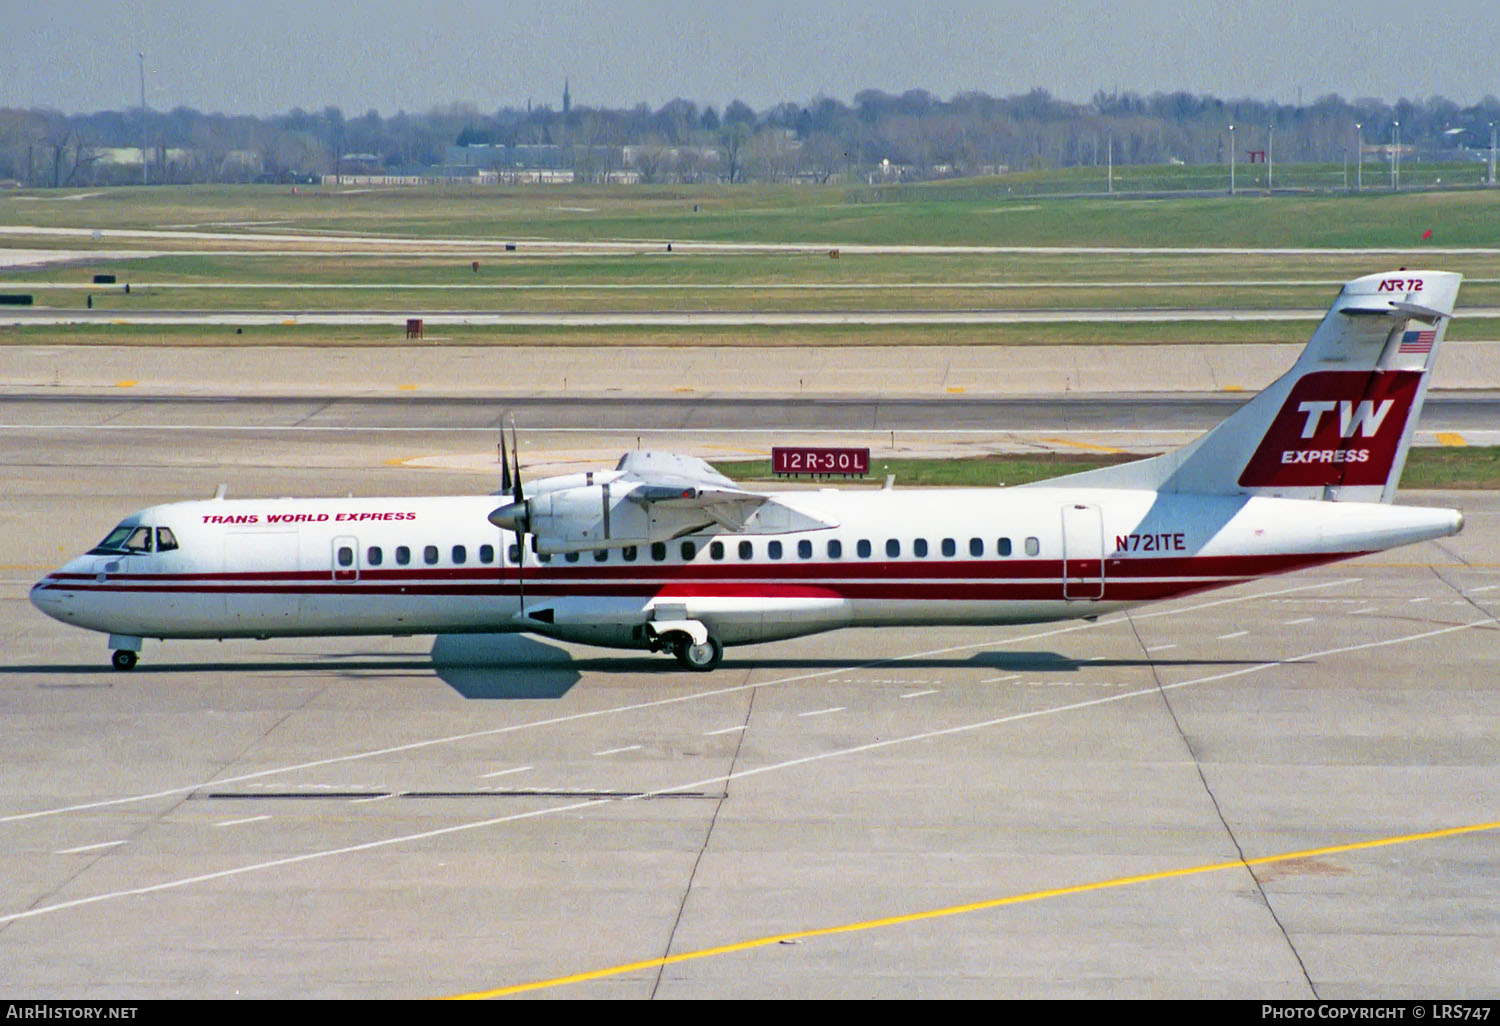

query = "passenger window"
[537,552,552,564]
[594,549,608,562]
[367,546,383,566]
[506,543,520,564]
[681,541,696,560]
[452,545,467,564]
[396,545,411,566]
[337,546,354,567]
[856,539,871,558]
[156,527,179,552]
[125,526,153,553]
[622,545,638,562]
[710,541,724,560]
[941,538,956,557]
[480,544,495,564]
[424,545,439,565]
[913,538,928,558]
[1025,537,1040,556]
[565,551,580,563]
[998,537,1012,556]
[886,539,901,558]
[767,541,783,559]
[798,539,812,559]
[651,542,667,561]
[969,538,984,557]
[738,541,753,560]
[827,539,842,558]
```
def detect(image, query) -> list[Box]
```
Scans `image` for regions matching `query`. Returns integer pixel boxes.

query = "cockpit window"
[89,523,152,555]
[156,527,179,552]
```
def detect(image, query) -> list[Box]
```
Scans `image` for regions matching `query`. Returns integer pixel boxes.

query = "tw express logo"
[1238,371,1422,488]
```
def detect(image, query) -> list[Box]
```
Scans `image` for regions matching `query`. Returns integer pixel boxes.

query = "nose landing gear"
[108,634,142,671]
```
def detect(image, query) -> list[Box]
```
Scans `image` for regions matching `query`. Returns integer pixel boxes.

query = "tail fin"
[1043,270,1461,503]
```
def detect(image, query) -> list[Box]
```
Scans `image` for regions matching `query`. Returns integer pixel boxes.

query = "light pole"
[1392,121,1400,191]
[138,52,147,186]
[1490,121,1496,187]
[1267,124,1274,192]
[1355,122,1362,192]
[1106,129,1113,194]
[1228,123,1235,195]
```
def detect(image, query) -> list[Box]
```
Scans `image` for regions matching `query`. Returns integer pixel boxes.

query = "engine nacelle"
[522,484,650,553]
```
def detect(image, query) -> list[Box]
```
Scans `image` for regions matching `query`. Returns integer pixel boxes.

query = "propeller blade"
[508,420,523,503]
[499,421,512,493]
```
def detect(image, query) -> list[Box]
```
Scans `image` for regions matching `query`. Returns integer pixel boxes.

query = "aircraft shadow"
[1,645,1273,697]
[428,634,583,699]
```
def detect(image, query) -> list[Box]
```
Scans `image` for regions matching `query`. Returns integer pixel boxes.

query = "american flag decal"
[1399,329,1436,354]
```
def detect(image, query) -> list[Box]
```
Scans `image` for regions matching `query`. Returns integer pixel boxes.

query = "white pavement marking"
[0,613,1484,927]
[1216,631,1249,639]
[1283,617,1316,625]
[798,707,846,718]
[54,840,128,855]
[593,745,643,757]
[214,816,271,828]
[899,690,940,699]
[0,577,1355,828]
[480,765,534,779]
[703,726,748,737]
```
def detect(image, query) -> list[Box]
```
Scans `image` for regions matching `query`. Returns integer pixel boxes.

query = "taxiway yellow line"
[1033,435,1124,454]
[446,818,1500,999]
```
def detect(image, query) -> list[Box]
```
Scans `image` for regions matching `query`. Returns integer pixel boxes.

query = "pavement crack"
[651,677,756,999]
[1125,610,1319,999]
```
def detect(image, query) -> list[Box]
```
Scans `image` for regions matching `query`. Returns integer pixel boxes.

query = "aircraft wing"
[617,452,771,532]
[492,450,836,553]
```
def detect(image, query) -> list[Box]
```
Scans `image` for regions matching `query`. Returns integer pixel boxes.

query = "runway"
[8,306,1500,328]
[10,223,1500,257]
[1,409,1497,998]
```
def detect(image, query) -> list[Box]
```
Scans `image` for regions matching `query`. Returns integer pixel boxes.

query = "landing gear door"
[1061,504,1105,601]
[332,535,360,582]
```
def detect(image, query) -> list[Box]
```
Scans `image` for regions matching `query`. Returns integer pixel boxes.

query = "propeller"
[491,414,529,613]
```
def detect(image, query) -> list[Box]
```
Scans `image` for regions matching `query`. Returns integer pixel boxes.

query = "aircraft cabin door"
[1061,504,1105,600]
[332,535,360,583]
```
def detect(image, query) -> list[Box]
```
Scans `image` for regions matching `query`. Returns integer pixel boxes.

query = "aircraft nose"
[30,576,65,620]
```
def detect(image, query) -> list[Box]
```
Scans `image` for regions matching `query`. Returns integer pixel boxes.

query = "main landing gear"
[111,649,138,671]
[673,635,723,672]
[647,619,724,671]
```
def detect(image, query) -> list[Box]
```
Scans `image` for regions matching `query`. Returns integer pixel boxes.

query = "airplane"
[32,269,1464,673]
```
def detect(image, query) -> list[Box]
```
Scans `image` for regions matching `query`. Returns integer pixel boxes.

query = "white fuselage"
[31,487,1462,651]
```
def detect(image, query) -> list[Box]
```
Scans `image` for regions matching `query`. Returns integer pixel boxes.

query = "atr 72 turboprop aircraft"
[32,270,1465,672]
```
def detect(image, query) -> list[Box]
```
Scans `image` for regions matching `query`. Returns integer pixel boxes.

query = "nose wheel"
[111,650,138,671]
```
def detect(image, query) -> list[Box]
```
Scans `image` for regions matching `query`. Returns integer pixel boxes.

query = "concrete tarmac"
[6,341,1500,396]
[1,415,1497,998]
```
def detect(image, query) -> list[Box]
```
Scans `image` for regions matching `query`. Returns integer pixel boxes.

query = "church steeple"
[562,79,571,114]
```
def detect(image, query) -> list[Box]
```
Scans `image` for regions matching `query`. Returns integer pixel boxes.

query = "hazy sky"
[8,0,1498,115]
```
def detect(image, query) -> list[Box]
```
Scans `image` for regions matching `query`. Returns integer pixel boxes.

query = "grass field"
[5,172,1500,247]
[2,177,1496,348]
[719,447,1500,490]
